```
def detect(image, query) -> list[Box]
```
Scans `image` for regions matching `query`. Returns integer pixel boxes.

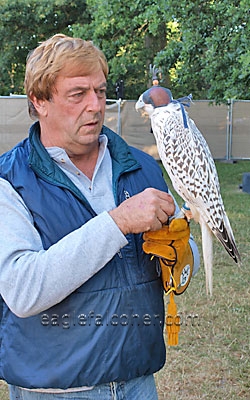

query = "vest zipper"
[117,251,123,259]
[116,190,131,260]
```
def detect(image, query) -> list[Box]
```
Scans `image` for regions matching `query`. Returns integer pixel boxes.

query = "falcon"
[135,86,241,295]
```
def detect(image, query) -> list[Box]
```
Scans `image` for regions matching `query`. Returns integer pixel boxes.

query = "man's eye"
[73,92,84,97]
[96,89,106,97]
[68,92,85,102]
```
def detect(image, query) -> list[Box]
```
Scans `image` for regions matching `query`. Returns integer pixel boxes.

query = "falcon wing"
[150,102,239,261]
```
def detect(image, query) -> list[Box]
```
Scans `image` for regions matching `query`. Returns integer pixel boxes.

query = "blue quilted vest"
[0,122,168,389]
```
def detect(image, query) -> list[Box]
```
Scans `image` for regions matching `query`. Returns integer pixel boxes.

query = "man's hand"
[109,188,175,235]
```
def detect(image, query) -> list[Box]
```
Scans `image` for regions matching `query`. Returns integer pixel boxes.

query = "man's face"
[39,68,107,156]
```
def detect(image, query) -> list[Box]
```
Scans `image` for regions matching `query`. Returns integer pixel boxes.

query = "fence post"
[117,98,122,136]
[227,99,233,161]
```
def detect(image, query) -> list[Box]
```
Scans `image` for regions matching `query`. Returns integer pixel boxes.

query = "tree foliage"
[0,0,89,94]
[72,0,168,98]
[154,0,250,101]
[0,0,249,102]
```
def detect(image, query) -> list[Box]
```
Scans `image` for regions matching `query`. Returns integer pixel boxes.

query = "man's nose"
[86,91,102,112]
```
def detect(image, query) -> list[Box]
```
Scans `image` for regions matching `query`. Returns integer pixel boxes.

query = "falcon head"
[135,86,173,116]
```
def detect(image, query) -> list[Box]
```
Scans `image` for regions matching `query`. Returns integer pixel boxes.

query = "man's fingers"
[109,188,175,235]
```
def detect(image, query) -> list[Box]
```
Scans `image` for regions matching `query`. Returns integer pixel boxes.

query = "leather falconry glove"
[143,217,194,346]
[143,217,193,295]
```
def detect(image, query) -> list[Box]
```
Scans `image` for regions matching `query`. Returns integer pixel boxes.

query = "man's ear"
[29,94,48,117]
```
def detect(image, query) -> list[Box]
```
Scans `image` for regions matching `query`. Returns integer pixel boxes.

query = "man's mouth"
[85,120,99,126]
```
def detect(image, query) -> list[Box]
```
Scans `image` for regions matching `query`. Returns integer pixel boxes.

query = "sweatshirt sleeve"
[0,178,128,318]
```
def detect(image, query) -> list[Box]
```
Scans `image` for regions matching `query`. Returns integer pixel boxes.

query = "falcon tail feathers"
[214,222,241,264]
[201,220,213,296]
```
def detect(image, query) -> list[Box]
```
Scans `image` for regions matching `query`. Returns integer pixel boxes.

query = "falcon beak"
[135,95,145,111]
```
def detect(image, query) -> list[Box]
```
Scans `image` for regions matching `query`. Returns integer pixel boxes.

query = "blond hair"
[24,34,108,118]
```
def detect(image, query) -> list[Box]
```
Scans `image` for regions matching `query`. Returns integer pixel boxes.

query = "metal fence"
[0,96,249,160]
[105,99,250,160]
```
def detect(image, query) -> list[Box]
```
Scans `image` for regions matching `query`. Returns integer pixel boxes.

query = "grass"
[155,160,250,399]
[0,161,249,399]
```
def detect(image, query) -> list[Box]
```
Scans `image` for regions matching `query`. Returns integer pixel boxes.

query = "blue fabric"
[8,375,158,399]
[0,123,169,389]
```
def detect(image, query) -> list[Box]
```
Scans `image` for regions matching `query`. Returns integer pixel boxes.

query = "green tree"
[72,0,168,99]
[204,0,250,101]
[72,0,249,101]
[154,0,250,101]
[0,0,249,101]
[0,0,90,95]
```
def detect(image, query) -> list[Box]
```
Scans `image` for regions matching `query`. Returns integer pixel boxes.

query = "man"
[0,34,199,399]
